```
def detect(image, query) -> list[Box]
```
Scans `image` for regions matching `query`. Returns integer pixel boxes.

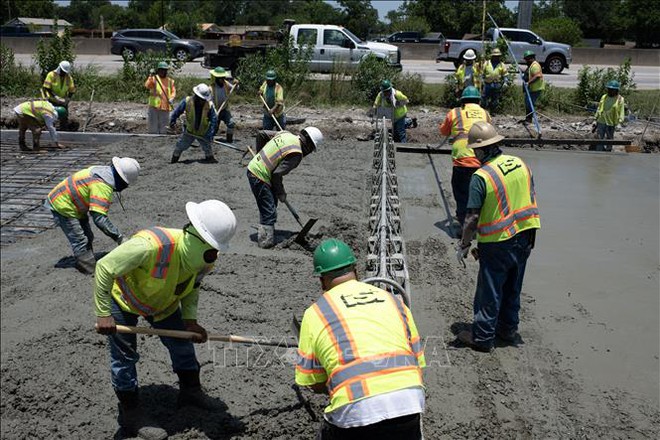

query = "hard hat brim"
[210,70,228,78]
[467,134,505,149]
[185,201,227,251]
[112,156,129,185]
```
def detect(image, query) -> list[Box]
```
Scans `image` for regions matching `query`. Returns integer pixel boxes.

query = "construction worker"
[258,69,286,130]
[209,67,238,143]
[94,200,237,440]
[41,60,75,128]
[522,50,544,123]
[296,238,426,439]
[439,86,491,232]
[481,48,508,112]
[247,127,323,248]
[455,49,482,97]
[372,79,410,142]
[592,80,626,152]
[169,83,218,164]
[455,122,540,352]
[13,99,66,152]
[45,157,140,274]
[145,61,176,134]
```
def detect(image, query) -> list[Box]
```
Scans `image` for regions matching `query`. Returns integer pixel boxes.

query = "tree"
[337,0,379,39]
[625,0,660,47]
[559,0,627,41]
[532,17,582,46]
[59,0,110,29]
[1,0,56,25]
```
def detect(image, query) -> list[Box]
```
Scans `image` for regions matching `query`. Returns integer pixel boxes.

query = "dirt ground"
[1,100,659,439]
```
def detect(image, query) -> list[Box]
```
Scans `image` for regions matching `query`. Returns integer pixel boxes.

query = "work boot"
[457,330,492,353]
[75,250,96,275]
[257,224,275,249]
[19,140,31,152]
[176,370,217,410]
[200,155,218,164]
[496,328,521,343]
[116,390,168,440]
[226,131,234,144]
[170,154,180,164]
[412,117,418,128]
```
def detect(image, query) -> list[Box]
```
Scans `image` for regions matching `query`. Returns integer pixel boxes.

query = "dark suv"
[387,32,424,43]
[111,29,205,61]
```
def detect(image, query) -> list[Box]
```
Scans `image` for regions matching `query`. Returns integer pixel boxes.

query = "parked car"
[436,27,572,74]
[386,31,424,43]
[110,29,205,61]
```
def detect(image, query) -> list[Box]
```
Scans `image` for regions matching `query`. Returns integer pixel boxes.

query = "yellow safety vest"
[42,70,75,99]
[449,103,490,168]
[295,280,425,413]
[185,96,211,136]
[146,76,175,111]
[475,155,541,243]
[455,63,483,91]
[484,61,507,84]
[259,81,285,117]
[47,167,114,219]
[528,61,545,92]
[20,100,56,124]
[247,131,302,184]
[373,89,408,121]
[111,227,212,321]
[595,94,625,127]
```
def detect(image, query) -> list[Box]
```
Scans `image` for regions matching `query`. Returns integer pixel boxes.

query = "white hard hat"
[463,49,477,60]
[193,83,212,101]
[112,157,141,186]
[301,126,323,151]
[185,200,237,251]
[58,61,71,73]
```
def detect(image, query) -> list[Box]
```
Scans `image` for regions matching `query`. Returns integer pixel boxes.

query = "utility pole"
[100,15,105,39]
[160,0,165,29]
[517,0,533,29]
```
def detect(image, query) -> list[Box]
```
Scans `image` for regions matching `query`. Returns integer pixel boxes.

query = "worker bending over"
[209,67,238,143]
[247,127,323,248]
[372,79,410,143]
[41,60,75,128]
[45,157,140,274]
[169,83,218,164]
[14,99,66,152]
[296,239,426,439]
[145,61,176,134]
[456,122,541,352]
[593,80,625,152]
[95,200,237,440]
[258,70,286,130]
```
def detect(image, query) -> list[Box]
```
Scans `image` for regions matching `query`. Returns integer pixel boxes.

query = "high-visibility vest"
[146,76,175,111]
[47,167,114,219]
[247,131,302,184]
[19,100,56,124]
[295,280,425,413]
[455,63,482,91]
[111,227,212,321]
[184,96,211,136]
[484,61,507,84]
[448,103,490,168]
[595,94,625,127]
[373,89,408,121]
[42,70,75,99]
[475,154,541,243]
[259,81,285,117]
[527,61,545,92]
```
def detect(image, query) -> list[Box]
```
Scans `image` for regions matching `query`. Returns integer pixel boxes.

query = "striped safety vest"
[47,167,113,219]
[19,100,56,125]
[147,76,175,111]
[42,70,75,99]
[185,96,211,136]
[448,103,490,168]
[475,154,541,243]
[295,280,425,413]
[247,131,302,184]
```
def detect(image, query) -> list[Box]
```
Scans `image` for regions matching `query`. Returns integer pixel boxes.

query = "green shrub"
[351,54,400,102]
[34,22,76,79]
[533,17,583,47]
[574,58,636,108]
[396,72,424,105]
[119,47,185,101]
[0,44,40,97]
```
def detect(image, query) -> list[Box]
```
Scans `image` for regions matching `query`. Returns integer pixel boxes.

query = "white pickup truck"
[289,24,402,73]
[436,27,572,74]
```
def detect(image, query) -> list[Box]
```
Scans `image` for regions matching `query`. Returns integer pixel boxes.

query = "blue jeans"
[108,300,199,391]
[49,206,94,256]
[482,83,502,112]
[213,109,235,137]
[262,113,286,131]
[451,166,478,227]
[393,117,407,143]
[524,90,541,121]
[593,123,615,152]
[247,170,278,226]
[174,131,212,157]
[472,230,534,347]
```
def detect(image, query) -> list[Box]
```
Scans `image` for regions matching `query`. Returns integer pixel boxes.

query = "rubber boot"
[201,155,218,164]
[170,154,180,164]
[75,250,96,275]
[226,130,234,144]
[176,370,217,410]
[257,224,274,249]
[116,390,168,440]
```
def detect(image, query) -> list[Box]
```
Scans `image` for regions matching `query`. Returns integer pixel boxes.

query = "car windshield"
[343,28,363,44]
[162,30,180,40]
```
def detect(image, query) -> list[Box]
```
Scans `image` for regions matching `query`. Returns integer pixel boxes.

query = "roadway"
[14,54,660,89]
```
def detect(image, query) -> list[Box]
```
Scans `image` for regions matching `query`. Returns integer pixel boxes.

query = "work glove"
[366,107,375,118]
[455,242,471,265]
[591,123,597,133]
[277,192,287,203]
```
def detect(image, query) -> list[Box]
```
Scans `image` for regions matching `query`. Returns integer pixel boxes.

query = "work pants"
[213,109,235,137]
[247,170,277,226]
[451,166,478,227]
[262,113,286,131]
[392,117,407,143]
[174,131,213,157]
[592,123,615,152]
[49,207,94,257]
[319,413,422,440]
[147,107,170,134]
[524,90,542,122]
[482,82,502,112]
[472,230,534,348]
[17,114,42,149]
[108,300,199,392]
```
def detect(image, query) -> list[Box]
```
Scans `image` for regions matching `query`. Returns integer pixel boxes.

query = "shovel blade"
[294,218,318,244]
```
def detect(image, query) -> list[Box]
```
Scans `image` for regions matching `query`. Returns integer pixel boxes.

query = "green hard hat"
[210,66,228,78]
[157,61,169,70]
[523,50,535,58]
[381,79,392,91]
[313,238,357,276]
[54,106,67,120]
[265,69,277,80]
[606,80,620,90]
[461,86,481,101]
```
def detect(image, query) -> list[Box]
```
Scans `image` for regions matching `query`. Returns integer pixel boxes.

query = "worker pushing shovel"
[246,127,323,248]
[258,69,286,130]
[209,67,239,143]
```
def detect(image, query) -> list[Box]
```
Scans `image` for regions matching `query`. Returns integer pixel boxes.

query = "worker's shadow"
[54,251,110,270]
[113,384,245,440]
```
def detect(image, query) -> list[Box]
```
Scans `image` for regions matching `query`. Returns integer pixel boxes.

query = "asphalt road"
[14,54,660,89]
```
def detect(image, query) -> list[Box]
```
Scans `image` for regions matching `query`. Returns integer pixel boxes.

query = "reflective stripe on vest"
[22,100,55,124]
[450,105,487,167]
[117,276,157,317]
[48,172,103,215]
[185,96,210,136]
[139,227,176,279]
[296,351,325,374]
[258,144,302,172]
[248,132,302,183]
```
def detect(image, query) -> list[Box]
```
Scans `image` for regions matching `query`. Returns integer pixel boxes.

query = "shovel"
[283,199,317,244]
